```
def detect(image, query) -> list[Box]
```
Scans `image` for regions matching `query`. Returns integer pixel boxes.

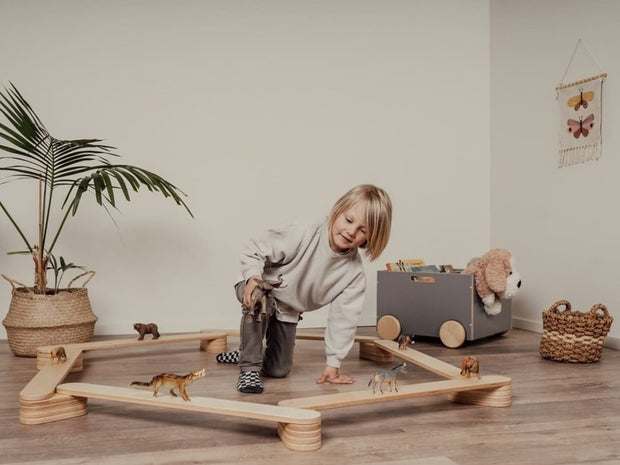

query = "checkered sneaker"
[216,349,240,364]
[237,371,263,394]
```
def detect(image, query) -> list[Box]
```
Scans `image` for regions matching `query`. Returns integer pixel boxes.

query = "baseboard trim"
[512,317,620,350]
[512,317,542,333]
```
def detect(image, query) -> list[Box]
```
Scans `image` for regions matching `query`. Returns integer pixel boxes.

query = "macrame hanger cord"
[560,39,582,84]
[556,38,606,99]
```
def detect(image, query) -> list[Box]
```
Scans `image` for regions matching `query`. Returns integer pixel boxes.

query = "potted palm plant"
[0,83,192,356]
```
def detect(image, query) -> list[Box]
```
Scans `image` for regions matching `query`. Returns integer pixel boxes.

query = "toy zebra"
[368,362,407,394]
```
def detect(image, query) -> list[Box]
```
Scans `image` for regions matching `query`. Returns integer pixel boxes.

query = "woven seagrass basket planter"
[2,274,98,357]
[539,300,613,363]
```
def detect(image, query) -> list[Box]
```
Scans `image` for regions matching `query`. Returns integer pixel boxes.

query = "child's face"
[330,203,368,253]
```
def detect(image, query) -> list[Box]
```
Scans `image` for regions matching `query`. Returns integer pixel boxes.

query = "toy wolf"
[368,362,407,394]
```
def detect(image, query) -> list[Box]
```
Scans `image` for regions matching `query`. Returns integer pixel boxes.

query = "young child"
[217,184,392,393]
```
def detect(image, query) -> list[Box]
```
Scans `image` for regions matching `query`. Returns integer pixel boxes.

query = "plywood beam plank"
[373,339,462,378]
[56,382,321,424]
[20,347,83,402]
[37,331,228,355]
[278,375,511,411]
[295,331,378,344]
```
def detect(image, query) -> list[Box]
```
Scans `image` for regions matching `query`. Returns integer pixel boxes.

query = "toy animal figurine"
[460,356,481,379]
[368,362,407,394]
[130,368,206,401]
[50,346,67,364]
[134,322,160,340]
[398,333,414,350]
[249,275,284,322]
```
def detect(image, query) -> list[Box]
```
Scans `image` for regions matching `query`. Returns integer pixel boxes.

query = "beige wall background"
[0,0,491,337]
[2,0,617,348]
[491,0,619,347]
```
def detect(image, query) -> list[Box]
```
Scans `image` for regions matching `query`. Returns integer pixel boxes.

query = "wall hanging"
[556,39,607,168]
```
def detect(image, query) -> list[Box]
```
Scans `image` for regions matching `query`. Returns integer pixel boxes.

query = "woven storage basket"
[2,272,98,357]
[539,300,613,363]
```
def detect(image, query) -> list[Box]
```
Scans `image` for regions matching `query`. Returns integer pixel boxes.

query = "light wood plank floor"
[1,328,619,465]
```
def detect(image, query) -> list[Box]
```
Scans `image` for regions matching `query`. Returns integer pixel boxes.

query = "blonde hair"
[328,184,392,261]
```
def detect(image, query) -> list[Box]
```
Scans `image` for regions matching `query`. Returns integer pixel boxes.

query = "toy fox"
[130,368,206,401]
[368,362,407,394]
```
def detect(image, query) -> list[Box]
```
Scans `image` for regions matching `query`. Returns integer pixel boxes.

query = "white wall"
[490,0,620,346]
[0,0,490,338]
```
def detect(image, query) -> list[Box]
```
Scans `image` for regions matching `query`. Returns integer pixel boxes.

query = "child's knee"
[263,355,292,378]
[264,366,291,378]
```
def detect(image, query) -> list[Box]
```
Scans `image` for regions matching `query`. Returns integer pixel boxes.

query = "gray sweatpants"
[234,281,298,377]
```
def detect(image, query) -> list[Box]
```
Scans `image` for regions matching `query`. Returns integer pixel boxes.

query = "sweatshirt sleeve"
[324,270,366,368]
[239,223,305,281]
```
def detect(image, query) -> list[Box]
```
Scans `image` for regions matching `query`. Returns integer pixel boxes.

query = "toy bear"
[461,248,521,316]
[134,323,160,340]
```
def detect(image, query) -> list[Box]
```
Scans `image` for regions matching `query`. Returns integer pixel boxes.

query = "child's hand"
[316,366,355,384]
[243,276,261,308]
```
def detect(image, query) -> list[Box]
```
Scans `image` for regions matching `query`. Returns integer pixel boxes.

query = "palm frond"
[0,82,193,292]
[62,165,193,217]
[0,84,49,158]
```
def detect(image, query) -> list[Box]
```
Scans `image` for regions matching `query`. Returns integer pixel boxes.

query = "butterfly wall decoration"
[567,114,594,139]
[556,73,605,167]
[567,89,595,111]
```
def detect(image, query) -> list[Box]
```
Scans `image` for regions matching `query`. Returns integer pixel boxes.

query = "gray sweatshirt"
[240,218,366,368]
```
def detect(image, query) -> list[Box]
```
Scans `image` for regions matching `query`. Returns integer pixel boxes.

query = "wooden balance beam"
[372,339,511,406]
[295,331,394,363]
[55,383,321,452]
[279,339,511,410]
[19,346,88,425]
[36,331,229,370]
[373,339,463,378]
[19,329,511,452]
[20,331,228,426]
[279,375,511,410]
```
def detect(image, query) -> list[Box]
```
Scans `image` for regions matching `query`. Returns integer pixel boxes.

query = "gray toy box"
[376,271,512,347]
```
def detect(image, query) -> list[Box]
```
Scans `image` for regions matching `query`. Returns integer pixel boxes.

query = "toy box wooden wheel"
[377,315,401,340]
[439,320,466,348]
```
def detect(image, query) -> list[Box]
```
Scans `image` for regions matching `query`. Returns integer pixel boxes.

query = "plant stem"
[34,178,48,293]
[38,178,43,258]
[40,142,54,254]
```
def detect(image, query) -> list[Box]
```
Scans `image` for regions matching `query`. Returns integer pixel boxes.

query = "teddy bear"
[461,248,521,316]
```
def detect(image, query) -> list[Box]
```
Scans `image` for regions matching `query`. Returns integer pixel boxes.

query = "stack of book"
[385,259,454,273]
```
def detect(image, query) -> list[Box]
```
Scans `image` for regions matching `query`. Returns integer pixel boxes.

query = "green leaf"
[0,82,194,281]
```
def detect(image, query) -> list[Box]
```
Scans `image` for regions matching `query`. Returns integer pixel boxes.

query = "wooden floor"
[1,328,619,465]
